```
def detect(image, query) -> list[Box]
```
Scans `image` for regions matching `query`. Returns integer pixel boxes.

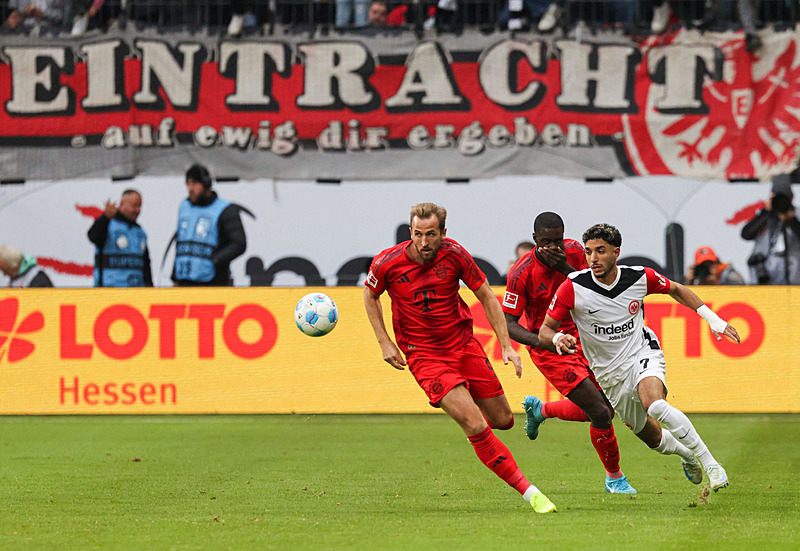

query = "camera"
[747,252,770,284]
[772,193,793,215]
[693,261,713,282]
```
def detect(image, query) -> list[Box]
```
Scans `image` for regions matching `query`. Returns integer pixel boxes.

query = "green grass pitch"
[1,414,798,550]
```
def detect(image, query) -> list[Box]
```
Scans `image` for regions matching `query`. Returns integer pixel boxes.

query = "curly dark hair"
[582,223,622,247]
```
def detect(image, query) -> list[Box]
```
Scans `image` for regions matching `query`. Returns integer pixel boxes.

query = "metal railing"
[1,0,797,34]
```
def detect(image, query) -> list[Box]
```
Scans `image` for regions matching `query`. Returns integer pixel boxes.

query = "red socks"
[589,425,621,476]
[468,427,530,494]
[542,399,589,422]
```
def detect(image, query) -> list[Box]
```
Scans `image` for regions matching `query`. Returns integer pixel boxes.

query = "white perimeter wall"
[0,175,788,287]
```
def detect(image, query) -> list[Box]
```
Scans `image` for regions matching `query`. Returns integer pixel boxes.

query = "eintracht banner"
[1,25,799,180]
[0,287,796,414]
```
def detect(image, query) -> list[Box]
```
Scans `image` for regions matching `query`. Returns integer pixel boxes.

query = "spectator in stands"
[173,164,246,286]
[499,0,547,31]
[523,0,672,33]
[88,189,153,287]
[649,0,758,40]
[70,0,105,35]
[228,0,271,36]
[336,0,369,27]
[0,244,53,288]
[685,246,745,285]
[4,0,68,31]
[504,240,534,282]
[694,0,762,52]
[368,0,388,25]
[650,0,671,33]
[385,3,410,26]
[741,174,800,285]
[432,0,462,33]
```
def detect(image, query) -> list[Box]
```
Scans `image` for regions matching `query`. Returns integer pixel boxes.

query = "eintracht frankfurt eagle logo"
[623,29,800,180]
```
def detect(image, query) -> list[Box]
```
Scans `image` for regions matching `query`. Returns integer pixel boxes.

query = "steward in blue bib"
[87,190,152,287]
[172,164,247,286]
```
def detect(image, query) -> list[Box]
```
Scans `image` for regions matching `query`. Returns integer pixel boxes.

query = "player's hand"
[715,323,741,343]
[555,333,577,355]
[537,246,567,270]
[103,199,118,218]
[501,344,523,378]
[381,342,407,371]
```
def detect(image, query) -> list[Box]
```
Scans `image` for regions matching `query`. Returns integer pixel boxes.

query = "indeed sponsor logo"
[592,318,635,335]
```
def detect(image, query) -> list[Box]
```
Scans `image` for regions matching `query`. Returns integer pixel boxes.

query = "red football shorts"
[407,337,504,407]
[531,349,599,396]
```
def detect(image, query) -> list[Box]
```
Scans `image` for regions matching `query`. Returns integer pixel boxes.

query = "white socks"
[522,485,540,502]
[648,399,718,467]
[653,428,693,461]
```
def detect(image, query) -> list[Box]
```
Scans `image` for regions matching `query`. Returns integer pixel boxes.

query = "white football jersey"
[548,265,670,384]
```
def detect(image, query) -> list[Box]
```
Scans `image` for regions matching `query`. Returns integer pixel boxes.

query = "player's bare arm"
[668,280,741,343]
[363,287,407,370]
[539,314,578,355]
[504,312,556,352]
[474,280,523,378]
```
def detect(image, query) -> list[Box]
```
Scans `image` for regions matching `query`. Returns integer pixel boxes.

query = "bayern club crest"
[623,28,800,180]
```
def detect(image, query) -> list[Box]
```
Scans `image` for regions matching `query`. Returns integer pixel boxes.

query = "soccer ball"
[294,292,339,337]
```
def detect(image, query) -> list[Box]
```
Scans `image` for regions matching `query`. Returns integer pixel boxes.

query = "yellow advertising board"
[0,287,796,414]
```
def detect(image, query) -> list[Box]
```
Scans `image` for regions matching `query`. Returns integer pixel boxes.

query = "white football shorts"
[599,343,667,434]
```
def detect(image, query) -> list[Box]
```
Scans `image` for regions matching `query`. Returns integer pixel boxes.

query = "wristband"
[697,305,727,333]
[552,331,566,352]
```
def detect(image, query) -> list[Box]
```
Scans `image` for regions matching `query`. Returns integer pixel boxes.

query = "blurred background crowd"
[1,0,798,38]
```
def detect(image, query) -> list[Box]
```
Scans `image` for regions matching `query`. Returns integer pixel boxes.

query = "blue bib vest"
[175,197,230,282]
[95,217,148,287]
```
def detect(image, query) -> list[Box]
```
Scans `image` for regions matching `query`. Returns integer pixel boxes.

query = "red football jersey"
[365,238,486,356]
[502,239,587,362]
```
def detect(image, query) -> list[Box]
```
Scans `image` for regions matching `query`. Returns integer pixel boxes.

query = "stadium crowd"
[1,0,797,38]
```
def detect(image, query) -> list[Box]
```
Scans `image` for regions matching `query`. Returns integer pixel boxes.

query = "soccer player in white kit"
[540,223,741,492]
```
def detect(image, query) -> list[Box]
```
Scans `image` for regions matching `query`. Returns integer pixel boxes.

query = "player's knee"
[646,399,669,422]
[495,415,514,431]
[586,403,614,428]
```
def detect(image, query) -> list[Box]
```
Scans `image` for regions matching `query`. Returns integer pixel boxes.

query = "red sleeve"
[644,267,671,295]
[447,239,485,291]
[502,257,528,316]
[564,239,588,270]
[547,278,575,321]
[365,255,388,295]
[386,5,407,25]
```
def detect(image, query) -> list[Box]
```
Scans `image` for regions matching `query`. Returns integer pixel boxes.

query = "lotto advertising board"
[0,286,795,414]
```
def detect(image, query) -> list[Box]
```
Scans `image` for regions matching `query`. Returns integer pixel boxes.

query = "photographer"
[741,174,800,285]
[686,246,744,285]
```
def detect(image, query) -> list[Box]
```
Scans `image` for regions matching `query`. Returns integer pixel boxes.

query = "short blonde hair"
[410,202,447,231]
[0,244,23,276]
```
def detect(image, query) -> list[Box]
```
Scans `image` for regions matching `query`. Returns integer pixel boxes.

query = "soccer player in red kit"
[540,223,740,492]
[364,202,557,513]
[503,212,636,494]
